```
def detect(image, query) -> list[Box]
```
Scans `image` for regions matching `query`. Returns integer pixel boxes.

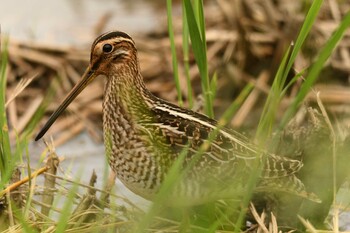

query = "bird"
[35,31,319,206]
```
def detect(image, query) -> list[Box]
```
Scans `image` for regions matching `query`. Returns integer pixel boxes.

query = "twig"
[98,171,116,209]
[0,166,49,198]
[41,142,60,216]
[298,215,318,233]
[250,203,269,233]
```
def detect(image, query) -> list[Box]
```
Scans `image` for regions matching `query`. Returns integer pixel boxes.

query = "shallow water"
[29,131,150,209]
[0,0,162,45]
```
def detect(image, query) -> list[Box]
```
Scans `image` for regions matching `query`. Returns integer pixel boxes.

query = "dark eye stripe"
[91,57,103,71]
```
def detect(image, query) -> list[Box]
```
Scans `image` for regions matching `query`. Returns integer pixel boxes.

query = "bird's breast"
[102,94,167,197]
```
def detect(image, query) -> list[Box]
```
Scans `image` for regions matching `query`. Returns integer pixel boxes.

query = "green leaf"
[183,0,213,117]
[167,0,183,106]
[281,9,350,127]
[0,36,12,179]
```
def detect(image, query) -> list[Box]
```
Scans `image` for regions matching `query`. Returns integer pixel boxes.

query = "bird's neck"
[102,69,154,126]
[102,69,156,163]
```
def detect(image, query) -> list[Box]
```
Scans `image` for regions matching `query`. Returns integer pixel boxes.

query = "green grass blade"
[0,36,11,179]
[167,0,183,106]
[209,72,217,104]
[182,2,194,109]
[280,10,350,127]
[283,0,323,85]
[183,0,213,117]
[256,0,323,140]
[193,0,206,42]
[256,45,292,139]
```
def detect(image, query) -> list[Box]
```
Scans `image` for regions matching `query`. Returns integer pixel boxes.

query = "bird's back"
[113,94,312,204]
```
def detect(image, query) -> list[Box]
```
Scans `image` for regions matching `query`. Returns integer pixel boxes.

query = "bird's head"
[35,31,139,141]
[89,31,138,77]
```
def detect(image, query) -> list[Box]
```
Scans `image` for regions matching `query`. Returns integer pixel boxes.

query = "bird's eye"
[102,43,113,53]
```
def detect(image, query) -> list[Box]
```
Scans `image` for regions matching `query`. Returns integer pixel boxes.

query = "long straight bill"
[35,67,96,141]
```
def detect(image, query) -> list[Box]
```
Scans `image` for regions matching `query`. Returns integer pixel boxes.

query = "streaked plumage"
[35,31,319,205]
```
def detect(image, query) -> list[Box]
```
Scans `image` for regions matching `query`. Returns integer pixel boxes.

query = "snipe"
[35,31,319,205]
